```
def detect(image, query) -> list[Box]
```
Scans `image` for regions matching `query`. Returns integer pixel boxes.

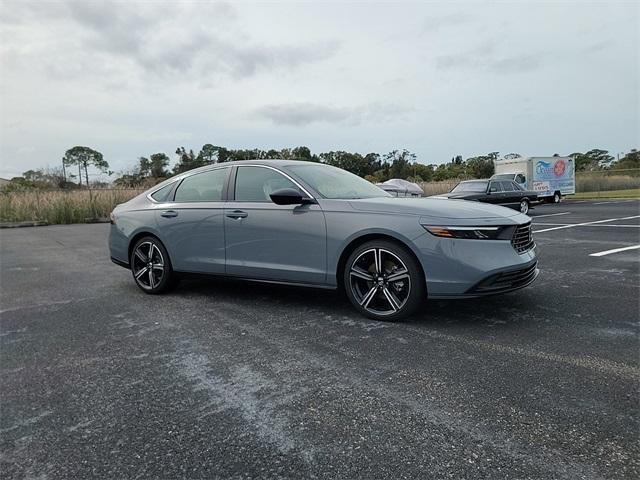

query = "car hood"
[348,197,523,220]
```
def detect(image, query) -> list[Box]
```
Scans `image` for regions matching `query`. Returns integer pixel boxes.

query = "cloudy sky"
[0,0,638,179]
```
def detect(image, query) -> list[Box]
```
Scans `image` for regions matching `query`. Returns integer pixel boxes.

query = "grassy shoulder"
[568,189,640,200]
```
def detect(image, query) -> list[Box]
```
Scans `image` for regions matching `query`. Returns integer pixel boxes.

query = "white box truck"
[493,157,575,203]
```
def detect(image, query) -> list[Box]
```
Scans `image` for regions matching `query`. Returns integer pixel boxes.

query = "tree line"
[3,144,639,192]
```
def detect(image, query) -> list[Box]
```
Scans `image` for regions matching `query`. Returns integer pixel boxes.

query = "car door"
[155,167,230,274]
[224,165,327,284]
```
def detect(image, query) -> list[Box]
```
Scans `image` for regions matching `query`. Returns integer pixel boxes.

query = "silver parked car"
[109,160,538,321]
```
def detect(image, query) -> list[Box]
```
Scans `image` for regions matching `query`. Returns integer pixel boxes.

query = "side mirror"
[269,188,305,205]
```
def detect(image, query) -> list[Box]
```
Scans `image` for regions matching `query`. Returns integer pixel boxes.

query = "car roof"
[183,159,319,173]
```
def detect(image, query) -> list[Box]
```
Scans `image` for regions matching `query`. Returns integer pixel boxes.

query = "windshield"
[286,164,390,199]
[451,181,488,193]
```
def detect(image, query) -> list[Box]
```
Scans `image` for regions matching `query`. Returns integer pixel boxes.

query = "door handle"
[226,210,248,219]
[161,210,178,218]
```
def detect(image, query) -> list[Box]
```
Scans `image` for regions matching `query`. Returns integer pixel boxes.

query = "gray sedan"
[109,160,538,321]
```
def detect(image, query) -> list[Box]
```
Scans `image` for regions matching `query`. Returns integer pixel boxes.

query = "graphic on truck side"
[534,158,575,196]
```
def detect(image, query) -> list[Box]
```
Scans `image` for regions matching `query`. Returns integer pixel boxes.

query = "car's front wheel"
[130,236,174,294]
[343,240,425,321]
[519,199,530,214]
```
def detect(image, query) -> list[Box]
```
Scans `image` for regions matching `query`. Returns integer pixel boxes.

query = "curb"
[0,219,110,229]
[0,221,49,229]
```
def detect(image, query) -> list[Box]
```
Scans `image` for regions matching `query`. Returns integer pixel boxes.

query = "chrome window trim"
[232,164,316,201]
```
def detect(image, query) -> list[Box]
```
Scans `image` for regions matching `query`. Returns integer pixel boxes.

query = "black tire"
[553,192,561,203]
[343,240,426,321]
[519,199,530,214]
[130,236,174,294]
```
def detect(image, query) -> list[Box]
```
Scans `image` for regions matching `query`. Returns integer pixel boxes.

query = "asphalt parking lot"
[1,199,638,479]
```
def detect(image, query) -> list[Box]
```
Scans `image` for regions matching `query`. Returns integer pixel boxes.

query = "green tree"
[148,153,170,178]
[570,149,614,171]
[173,147,204,174]
[291,146,316,161]
[465,155,495,178]
[62,146,109,187]
[385,150,417,179]
[612,149,639,170]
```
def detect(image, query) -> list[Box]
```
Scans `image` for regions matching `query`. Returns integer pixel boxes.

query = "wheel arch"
[335,232,427,292]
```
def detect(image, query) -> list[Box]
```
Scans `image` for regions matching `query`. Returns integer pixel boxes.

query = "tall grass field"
[0,189,143,224]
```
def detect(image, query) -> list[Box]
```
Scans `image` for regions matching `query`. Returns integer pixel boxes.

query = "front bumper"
[465,260,538,296]
[413,229,538,299]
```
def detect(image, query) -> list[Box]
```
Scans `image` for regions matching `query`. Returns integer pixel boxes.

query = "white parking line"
[533,215,640,233]
[593,200,637,205]
[530,212,571,218]
[589,245,640,257]
[532,223,640,228]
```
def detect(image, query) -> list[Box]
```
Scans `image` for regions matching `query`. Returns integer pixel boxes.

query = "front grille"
[470,262,538,294]
[512,222,534,253]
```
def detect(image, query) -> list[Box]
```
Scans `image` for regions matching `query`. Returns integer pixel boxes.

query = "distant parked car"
[434,179,538,214]
[376,178,424,197]
[109,161,537,321]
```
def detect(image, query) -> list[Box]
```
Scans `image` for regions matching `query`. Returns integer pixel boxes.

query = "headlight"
[423,225,515,240]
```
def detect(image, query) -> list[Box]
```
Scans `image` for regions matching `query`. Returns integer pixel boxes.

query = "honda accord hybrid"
[109,160,538,321]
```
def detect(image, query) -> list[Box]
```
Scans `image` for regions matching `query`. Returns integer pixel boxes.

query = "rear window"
[451,181,488,193]
[492,174,513,180]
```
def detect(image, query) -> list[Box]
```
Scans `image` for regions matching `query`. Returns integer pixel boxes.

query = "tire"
[130,236,174,294]
[519,199,530,214]
[553,192,561,203]
[343,240,426,321]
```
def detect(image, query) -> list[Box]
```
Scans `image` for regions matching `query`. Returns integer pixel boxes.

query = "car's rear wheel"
[130,236,174,294]
[343,240,425,321]
[519,199,530,214]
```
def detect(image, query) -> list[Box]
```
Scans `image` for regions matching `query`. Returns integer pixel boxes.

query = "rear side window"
[150,183,175,202]
[174,168,229,202]
[489,182,502,193]
[234,166,297,202]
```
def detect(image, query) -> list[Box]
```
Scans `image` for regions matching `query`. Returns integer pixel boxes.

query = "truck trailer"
[492,156,575,203]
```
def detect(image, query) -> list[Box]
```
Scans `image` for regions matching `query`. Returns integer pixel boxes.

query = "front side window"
[174,168,229,202]
[286,164,389,199]
[515,174,526,184]
[234,166,298,202]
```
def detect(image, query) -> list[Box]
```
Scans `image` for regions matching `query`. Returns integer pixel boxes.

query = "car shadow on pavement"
[166,274,536,329]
